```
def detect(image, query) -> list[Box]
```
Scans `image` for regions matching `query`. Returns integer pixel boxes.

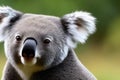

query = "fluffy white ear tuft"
[61,11,96,48]
[0,6,22,41]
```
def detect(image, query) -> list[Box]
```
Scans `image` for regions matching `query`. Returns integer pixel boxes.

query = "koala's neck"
[30,49,96,80]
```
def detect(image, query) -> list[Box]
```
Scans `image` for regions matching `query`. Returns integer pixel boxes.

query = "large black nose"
[22,38,37,58]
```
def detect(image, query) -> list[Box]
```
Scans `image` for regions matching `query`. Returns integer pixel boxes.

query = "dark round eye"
[16,35,22,41]
[43,38,51,44]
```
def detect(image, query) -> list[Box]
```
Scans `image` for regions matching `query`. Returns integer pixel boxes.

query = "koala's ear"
[61,11,96,48]
[0,6,22,41]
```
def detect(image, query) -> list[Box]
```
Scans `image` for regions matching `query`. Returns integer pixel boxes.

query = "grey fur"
[0,6,97,80]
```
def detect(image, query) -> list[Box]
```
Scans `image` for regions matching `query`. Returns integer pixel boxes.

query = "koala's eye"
[43,38,51,44]
[15,35,22,41]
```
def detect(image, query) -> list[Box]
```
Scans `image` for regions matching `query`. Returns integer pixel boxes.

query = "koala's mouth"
[20,38,37,65]
[20,57,37,66]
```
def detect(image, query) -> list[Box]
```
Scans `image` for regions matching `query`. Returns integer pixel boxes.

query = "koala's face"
[0,6,96,70]
[4,15,68,70]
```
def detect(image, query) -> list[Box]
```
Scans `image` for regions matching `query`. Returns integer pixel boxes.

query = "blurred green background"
[0,0,120,80]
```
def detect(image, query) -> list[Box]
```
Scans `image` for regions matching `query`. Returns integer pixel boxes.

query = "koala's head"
[0,6,96,70]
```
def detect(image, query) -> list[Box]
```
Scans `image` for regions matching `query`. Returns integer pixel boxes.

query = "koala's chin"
[20,57,37,66]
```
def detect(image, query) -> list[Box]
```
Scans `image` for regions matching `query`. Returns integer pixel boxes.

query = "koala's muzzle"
[22,38,37,58]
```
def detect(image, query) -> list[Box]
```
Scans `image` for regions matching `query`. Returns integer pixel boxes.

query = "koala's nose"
[22,38,37,58]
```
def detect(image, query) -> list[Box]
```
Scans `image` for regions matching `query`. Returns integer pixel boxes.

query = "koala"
[0,6,97,80]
